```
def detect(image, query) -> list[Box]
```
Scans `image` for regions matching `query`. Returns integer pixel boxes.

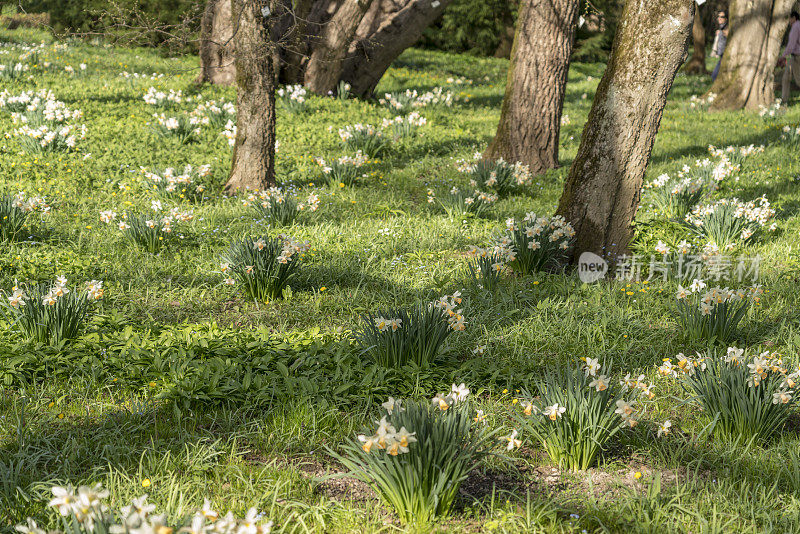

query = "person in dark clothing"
[711,11,728,81]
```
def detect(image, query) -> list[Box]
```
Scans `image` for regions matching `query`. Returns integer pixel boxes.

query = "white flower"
[501,429,521,450]
[543,403,566,421]
[381,397,402,414]
[583,357,600,376]
[450,383,470,402]
[658,420,672,437]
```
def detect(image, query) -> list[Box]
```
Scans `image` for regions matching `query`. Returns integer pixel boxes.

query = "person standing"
[711,11,728,81]
[779,11,800,104]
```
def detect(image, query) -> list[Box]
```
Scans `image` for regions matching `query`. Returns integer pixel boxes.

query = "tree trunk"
[304,0,374,95]
[709,0,792,111]
[273,0,315,84]
[226,0,277,193]
[493,2,517,58]
[340,0,454,97]
[555,0,693,264]
[198,0,236,85]
[684,2,707,74]
[484,0,579,176]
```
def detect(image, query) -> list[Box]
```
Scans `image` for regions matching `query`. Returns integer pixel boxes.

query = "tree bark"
[684,2,707,74]
[709,0,793,110]
[555,0,693,264]
[226,0,277,193]
[304,0,375,95]
[198,0,236,85]
[340,0,454,97]
[484,0,579,176]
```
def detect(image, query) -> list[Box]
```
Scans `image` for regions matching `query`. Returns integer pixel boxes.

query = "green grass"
[3,23,800,533]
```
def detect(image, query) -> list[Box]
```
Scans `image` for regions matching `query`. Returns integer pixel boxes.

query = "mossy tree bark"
[484,0,579,175]
[555,0,693,264]
[198,0,236,85]
[340,0,454,98]
[304,0,375,95]
[709,0,793,110]
[225,0,277,193]
[684,2,707,74]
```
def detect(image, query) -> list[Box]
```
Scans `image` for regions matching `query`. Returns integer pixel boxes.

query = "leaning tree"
[556,0,694,263]
[709,0,793,110]
[199,0,454,96]
[483,0,580,176]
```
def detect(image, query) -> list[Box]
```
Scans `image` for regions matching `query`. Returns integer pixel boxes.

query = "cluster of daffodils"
[676,280,762,316]
[358,398,418,455]
[689,92,717,109]
[493,213,574,272]
[381,111,427,136]
[678,157,738,184]
[221,119,236,146]
[427,187,497,209]
[277,84,307,112]
[0,89,55,113]
[313,151,368,177]
[12,123,87,152]
[191,98,236,126]
[63,63,88,75]
[6,276,103,309]
[433,291,467,331]
[336,123,382,142]
[143,86,188,106]
[658,347,799,440]
[152,113,203,133]
[242,187,320,213]
[378,87,460,111]
[457,154,535,192]
[758,98,783,118]
[17,484,273,534]
[100,203,194,233]
[10,190,50,213]
[139,164,211,198]
[9,95,83,125]
[781,125,800,143]
[277,84,307,103]
[686,196,777,242]
[0,60,28,79]
[120,71,165,80]
[707,144,764,166]
[646,172,707,196]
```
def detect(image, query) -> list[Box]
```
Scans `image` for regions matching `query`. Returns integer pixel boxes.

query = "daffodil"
[501,429,521,451]
[658,420,672,437]
[543,403,566,421]
[589,375,609,392]
[583,357,600,377]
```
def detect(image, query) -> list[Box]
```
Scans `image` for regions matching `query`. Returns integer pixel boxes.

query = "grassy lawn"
[3,24,800,533]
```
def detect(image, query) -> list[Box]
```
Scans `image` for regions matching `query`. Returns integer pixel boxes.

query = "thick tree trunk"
[198,0,236,85]
[555,0,693,264]
[484,0,579,176]
[340,0,454,97]
[273,0,315,84]
[684,2,707,74]
[226,0,277,193]
[304,0,374,95]
[709,0,792,110]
